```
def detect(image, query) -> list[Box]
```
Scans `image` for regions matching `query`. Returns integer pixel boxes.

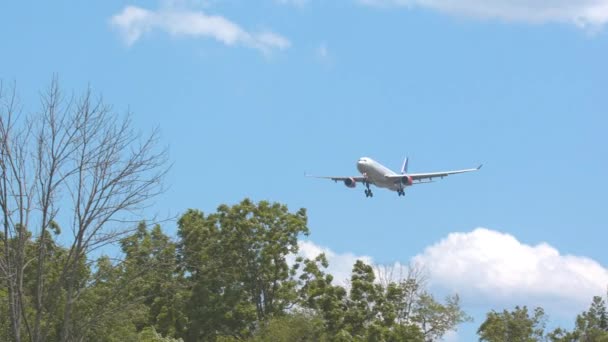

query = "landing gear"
[364,182,373,198]
[397,189,405,196]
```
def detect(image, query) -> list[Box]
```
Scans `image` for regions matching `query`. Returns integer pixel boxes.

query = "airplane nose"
[357,160,365,172]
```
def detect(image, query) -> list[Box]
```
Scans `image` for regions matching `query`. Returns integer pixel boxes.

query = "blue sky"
[2,0,608,339]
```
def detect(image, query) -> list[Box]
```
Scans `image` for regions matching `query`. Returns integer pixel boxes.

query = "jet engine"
[401,175,413,186]
[344,178,356,188]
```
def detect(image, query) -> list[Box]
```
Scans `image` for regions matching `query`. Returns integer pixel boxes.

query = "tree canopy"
[0,196,470,342]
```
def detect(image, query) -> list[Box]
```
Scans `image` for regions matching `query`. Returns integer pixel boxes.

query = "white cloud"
[413,228,608,312]
[297,240,373,286]
[296,228,608,315]
[359,0,608,29]
[110,5,290,53]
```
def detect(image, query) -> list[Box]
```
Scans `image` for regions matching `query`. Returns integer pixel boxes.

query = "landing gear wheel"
[397,189,405,196]
[364,182,373,198]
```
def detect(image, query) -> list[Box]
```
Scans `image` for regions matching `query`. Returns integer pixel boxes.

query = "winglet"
[477,164,483,170]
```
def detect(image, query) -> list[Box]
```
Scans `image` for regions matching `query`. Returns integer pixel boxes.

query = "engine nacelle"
[401,175,413,186]
[344,178,356,188]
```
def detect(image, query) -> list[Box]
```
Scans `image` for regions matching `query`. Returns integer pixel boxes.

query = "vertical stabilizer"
[400,156,409,174]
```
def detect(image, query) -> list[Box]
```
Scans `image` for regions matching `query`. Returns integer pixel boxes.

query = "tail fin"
[400,156,409,174]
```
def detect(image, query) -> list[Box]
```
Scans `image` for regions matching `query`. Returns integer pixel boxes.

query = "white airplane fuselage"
[356,157,404,191]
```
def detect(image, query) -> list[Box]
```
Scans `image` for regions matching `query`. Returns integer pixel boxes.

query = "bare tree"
[375,262,428,324]
[0,79,168,342]
[31,78,81,342]
[375,262,470,341]
[0,81,36,342]
[58,88,167,341]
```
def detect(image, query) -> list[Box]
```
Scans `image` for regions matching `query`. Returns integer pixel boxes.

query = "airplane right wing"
[384,164,483,182]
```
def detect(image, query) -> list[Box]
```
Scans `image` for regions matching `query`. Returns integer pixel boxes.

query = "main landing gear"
[397,189,405,197]
[364,182,373,198]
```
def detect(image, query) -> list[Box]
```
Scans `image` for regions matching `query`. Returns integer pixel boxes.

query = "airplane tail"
[400,156,409,174]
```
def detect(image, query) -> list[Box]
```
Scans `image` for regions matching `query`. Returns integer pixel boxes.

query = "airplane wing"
[385,164,483,182]
[306,175,368,183]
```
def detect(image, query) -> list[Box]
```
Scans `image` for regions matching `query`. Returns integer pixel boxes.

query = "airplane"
[309,157,482,197]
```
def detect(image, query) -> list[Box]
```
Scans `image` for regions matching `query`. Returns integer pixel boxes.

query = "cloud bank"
[298,228,608,313]
[110,6,290,53]
[359,0,608,29]
[413,228,608,311]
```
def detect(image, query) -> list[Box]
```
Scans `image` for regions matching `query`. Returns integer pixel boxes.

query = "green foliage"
[478,306,547,342]
[298,256,462,342]
[177,199,309,341]
[388,324,425,342]
[120,222,187,337]
[548,295,608,342]
[298,254,349,337]
[138,326,184,342]
[414,293,471,341]
[1,198,473,341]
[71,256,146,342]
[573,296,608,341]
[250,312,326,341]
[481,295,608,342]
[0,285,10,341]
[22,230,71,340]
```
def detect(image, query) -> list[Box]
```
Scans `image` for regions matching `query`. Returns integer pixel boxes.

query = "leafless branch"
[1,79,169,342]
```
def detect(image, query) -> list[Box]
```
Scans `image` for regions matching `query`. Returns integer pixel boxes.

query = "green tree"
[299,257,462,342]
[22,227,71,341]
[548,295,608,342]
[4,226,149,341]
[572,296,608,341]
[138,326,184,342]
[298,254,350,339]
[478,306,547,342]
[250,312,325,342]
[120,222,187,338]
[414,293,469,341]
[345,260,384,340]
[177,199,309,341]
[0,271,11,341]
[71,256,146,342]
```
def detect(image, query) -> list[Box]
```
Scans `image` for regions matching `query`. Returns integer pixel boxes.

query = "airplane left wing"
[306,175,368,183]
[385,164,483,182]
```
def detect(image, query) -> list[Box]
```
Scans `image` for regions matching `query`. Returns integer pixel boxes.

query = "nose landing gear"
[397,189,405,196]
